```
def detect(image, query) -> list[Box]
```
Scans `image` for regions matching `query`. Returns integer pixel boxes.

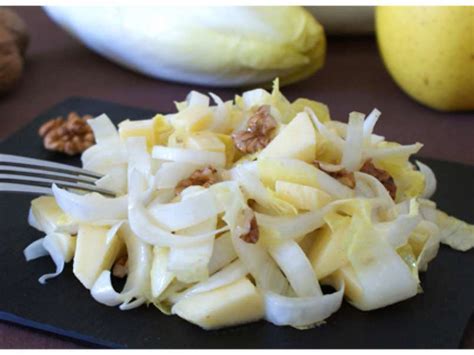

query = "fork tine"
[0,174,116,197]
[0,165,98,185]
[0,183,54,195]
[0,153,102,179]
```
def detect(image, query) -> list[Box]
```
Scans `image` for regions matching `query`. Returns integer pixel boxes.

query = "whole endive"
[45,6,326,87]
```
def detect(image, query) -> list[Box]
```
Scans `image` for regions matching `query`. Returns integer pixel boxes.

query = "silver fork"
[0,154,117,197]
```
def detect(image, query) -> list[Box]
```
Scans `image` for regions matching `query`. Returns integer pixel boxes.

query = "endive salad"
[24,80,474,330]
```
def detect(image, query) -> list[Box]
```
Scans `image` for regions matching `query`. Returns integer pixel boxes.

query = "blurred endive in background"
[11,6,471,112]
[44,6,373,88]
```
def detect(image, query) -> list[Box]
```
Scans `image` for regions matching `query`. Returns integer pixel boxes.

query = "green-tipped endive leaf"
[44,6,326,87]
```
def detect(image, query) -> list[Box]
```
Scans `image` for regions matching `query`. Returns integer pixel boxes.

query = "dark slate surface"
[0,98,472,348]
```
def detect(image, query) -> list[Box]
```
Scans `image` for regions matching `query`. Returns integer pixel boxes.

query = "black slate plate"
[0,97,473,349]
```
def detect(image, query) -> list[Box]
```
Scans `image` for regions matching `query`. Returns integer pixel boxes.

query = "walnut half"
[175,166,219,194]
[232,105,277,154]
[360,159,397,200]
[240,216,259,244]
[314,161,356,189]
[38,112,94,156]
[112,255,128,279]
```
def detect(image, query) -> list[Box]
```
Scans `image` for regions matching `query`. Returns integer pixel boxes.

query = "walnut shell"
[0,8,29,56]
[0,26,23,95]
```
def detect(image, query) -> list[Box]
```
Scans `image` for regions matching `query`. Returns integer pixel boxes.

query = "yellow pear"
[376,6,474,111]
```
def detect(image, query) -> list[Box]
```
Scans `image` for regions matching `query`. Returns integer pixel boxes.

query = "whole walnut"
[0,8,28,95]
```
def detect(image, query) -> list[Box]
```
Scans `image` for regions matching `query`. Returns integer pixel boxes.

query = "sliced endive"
[24,233,76,284]
[91,223,153,310]
[347,212,418,311]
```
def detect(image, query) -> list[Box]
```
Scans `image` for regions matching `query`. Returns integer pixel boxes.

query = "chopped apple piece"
[323,265,363,303]
[291,98,331,123]
[185,131,226,153]
[258,157,319,189]
[309,213,352,279]
[258,157,353,199]
[119,118,155,148]
[151,247,174,299]
[259,112,316,162]
[275,180,332,211]
[73,225,125,289]
[174,106,213,132]
[153,114,174,145]
[30,196,77,234]
[168,217,217,283]
[118,114,173,148]
[216,133,236,167]
[338,266,363,302]
[172,278,264,329]
[52,233,77,263]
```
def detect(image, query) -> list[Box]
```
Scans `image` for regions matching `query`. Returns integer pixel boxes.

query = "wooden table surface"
[0,6,472,349]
